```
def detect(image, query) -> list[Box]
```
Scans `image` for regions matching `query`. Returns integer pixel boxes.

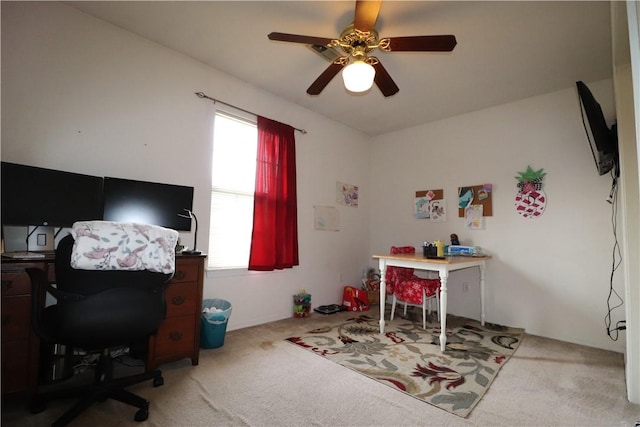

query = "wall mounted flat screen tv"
[102,177,194,231]
[1,161,104,227]
[576,81,618,176]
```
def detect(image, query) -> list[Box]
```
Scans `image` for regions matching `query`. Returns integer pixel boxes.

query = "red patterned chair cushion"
[395,278,441,304]
[384,246,416,295]
[385,246,441,303]
[385,265,414,294]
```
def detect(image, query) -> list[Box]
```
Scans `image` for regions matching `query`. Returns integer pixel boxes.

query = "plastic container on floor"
[200,299,232,349]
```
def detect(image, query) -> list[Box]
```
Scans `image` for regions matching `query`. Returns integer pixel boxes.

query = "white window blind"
[208,111,257,270]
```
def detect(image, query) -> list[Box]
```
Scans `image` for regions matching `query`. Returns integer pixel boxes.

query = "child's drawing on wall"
[430,199,447,222]
[337,181,358,207]
[465,205,483,229]
[415,197,430,219]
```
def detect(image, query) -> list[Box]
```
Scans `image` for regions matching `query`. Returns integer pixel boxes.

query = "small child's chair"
[386,246,440,329]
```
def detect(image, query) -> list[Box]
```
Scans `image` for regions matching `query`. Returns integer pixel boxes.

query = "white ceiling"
[64,1,613,136]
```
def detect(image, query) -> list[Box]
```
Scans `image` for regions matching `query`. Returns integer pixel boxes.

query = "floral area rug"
[286,311,524,417]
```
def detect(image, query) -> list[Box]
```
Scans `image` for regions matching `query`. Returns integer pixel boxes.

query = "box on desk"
[447,245,481,255]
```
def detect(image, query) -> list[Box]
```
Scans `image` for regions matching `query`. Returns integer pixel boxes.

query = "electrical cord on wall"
[604,171,625,340]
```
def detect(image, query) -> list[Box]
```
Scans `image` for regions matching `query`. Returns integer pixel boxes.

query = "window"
[208,110,257,270]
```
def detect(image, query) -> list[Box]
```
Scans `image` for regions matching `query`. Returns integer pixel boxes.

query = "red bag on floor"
[342,286,370,312]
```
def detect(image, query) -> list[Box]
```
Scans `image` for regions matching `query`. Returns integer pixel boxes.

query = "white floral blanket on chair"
[70,221,179,274]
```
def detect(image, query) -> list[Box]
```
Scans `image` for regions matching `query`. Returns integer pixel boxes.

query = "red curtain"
[248,116,299,271]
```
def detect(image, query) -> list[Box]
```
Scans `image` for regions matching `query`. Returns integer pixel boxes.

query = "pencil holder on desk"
[423,244,437,257]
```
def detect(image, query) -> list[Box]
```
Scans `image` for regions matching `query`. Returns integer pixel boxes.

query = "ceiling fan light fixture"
[342,60,375,93]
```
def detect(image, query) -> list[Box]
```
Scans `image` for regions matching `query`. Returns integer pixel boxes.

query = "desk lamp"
[178,209,201,255]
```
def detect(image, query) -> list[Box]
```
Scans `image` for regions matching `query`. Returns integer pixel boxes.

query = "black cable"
[25,224,40,246]
[604,170,624,340]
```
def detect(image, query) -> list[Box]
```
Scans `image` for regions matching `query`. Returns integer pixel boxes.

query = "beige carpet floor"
[2,309,640,426]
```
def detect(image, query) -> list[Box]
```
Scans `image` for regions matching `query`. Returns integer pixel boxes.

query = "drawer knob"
[171,296,186,305]
[169,331,183,341]
[174,270,186,280]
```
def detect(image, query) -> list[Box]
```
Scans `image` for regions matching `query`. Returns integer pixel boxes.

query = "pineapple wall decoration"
[514,166,547,218]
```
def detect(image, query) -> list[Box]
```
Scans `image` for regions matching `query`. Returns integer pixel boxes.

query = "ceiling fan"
[268,0,457,97]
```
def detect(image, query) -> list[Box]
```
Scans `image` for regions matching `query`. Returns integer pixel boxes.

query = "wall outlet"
[462,282,470,293]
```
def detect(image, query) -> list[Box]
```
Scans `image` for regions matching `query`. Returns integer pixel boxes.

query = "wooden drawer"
[1,296,31,342]
[146,255,204,371]
[1,261,49,397]
[1,263,41,296]
[165,281,198,317]
[1,339,30,394]
[171,262,200,283]
[153,315,196,359]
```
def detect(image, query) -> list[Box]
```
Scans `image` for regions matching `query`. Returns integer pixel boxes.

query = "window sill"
[205,267,264,278]
[205,267,291,279]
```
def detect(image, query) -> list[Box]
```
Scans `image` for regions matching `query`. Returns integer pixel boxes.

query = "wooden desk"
[372,253,491,351]
[1,257,53,397]
[1,253,205,398]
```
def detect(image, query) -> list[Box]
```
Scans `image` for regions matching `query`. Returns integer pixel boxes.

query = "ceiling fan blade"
[354,0,382,32]
[307,62,346,95]
[268,32,334,46]
[371,60,399,97]
[386,35,457,52]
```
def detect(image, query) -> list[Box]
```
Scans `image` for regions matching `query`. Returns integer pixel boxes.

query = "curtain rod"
[195,92,307,134]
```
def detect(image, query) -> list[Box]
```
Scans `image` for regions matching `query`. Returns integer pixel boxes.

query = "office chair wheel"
[134,406,149,422]
[28,396,47,414]
[153,375,164,387]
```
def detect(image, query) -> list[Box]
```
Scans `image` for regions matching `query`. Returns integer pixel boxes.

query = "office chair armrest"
[27,267,88,344]
[26,267,52,341]
[26,268,85,302]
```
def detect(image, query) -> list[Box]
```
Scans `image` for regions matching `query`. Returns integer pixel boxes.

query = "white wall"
[369,82,626,353]
[0,2,371,331]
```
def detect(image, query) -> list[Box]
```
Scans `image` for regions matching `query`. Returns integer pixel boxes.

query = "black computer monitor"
[1,161,104,227]
[102,177,194,231]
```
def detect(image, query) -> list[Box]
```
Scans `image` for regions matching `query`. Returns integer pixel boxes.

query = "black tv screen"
[1,162,104,227]
[102,177,194,231]
[576,81,618,176]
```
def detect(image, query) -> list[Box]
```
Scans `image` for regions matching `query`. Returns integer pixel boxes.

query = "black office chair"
[26,234,174,426]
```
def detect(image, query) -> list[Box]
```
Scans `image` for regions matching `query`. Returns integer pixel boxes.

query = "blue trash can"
[200,299,232,349]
